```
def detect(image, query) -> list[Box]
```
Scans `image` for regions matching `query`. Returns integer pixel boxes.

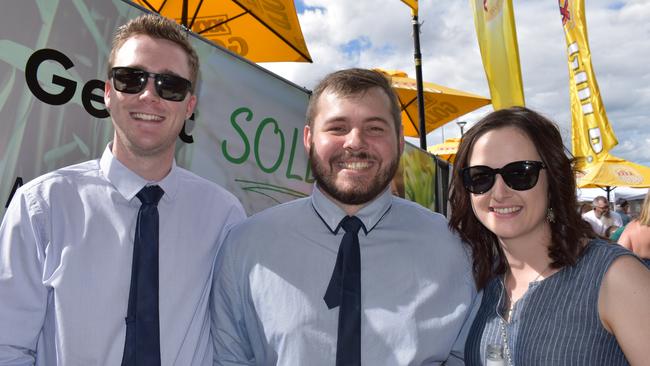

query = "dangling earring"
[546,207,556,223]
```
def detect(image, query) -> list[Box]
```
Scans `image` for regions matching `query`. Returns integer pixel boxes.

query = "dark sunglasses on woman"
[462,160,546,194]
[110,67,192,102]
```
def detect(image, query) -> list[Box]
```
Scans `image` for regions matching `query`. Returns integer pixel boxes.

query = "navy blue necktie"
[122,185,164,366]
[324,215,364,366]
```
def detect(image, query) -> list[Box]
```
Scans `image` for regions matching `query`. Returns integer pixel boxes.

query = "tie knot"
[136,185,164,205]
[340,216,363,235]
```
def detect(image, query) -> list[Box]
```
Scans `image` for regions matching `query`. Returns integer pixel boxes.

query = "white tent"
[577,187,648,203]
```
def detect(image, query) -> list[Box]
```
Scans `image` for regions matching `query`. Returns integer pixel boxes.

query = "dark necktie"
[324,215,364,366]
[122,185,164,366]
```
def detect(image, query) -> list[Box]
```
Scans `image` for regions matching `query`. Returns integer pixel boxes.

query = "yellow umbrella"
[134,0,312,62]
[375,69,490,138]
[576,153,650,188]
[427,137,460,163]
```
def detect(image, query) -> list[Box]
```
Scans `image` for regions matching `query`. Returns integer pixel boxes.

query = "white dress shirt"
[0,145,246,365]
[582,209,623,236]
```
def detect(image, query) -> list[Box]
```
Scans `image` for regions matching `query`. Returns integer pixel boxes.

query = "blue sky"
[294,0,306,12]
[265,0,650,168]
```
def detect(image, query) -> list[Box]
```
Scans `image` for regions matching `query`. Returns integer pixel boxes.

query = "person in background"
[0,14,245,364]
[449,106,650,365]
[582,196,623,236]
[618,190,650,266]
[615,197,631,226]
[211,68,476,366]
[609,199,632,242]
[578,202,592,215]
[605,225,621,241]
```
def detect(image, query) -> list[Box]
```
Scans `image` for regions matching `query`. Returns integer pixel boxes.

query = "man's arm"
[211,229,260,366]
[443,290,481,366]
[0,190,49,364]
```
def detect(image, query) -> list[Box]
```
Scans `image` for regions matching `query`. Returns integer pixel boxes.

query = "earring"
[546,207,556,223]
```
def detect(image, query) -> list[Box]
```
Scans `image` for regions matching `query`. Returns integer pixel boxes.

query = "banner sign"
[400,0,418,13]
[399,144,437,211]
[0,0,437,219]
[470,0,525,109]
[559,0,618,167]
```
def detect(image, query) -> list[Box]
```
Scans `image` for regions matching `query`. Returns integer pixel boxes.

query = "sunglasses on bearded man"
[110,67,192,102]
[462,160,546,194]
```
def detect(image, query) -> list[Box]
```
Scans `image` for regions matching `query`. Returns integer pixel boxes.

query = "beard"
[309,144,400,206]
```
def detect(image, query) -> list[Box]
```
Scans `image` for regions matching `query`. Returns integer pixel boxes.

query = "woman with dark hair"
[449,107,649,365]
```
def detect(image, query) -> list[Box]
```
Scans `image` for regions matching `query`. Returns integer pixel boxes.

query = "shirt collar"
[311,184,393,236]
[99,143,179,202]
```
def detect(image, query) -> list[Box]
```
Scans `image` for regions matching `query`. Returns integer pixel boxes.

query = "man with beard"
[211,68,476,366]
[582,196,623,236]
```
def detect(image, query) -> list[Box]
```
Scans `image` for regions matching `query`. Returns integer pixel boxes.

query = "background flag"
[559,0,617,167]
[400,0,418,12]
[470,0,525,109]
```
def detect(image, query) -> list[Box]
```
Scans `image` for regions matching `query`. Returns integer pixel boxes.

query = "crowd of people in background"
[578,193,650,265]
[617,193,650,266]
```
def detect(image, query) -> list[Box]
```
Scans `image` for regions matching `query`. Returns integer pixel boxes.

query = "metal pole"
[412,11,427,150]
[181,0,188,27]
[456,120,467,138]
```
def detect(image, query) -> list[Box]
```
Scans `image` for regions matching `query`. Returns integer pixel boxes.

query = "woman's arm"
[599,255,650,365]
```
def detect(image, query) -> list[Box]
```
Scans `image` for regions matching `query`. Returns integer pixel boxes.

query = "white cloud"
[263,0,650,166]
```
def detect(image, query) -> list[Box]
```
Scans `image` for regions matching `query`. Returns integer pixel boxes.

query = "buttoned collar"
[311,184,393,236]
[99,144,179,203]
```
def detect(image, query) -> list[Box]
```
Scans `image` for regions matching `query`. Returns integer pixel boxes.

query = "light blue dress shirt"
[212,186,477,365]
[0,145,246,365]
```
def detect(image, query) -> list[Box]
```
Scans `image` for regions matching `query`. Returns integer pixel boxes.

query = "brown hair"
[448,106,594,289]
[107,14,199,92]
[306,68,402,134]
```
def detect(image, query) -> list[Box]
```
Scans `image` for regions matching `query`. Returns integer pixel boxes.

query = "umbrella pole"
[411,10,427,150]
[181,0,188,26]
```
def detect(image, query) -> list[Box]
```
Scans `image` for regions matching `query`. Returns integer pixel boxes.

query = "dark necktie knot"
[137,185,164,206]
[340,215,363,235]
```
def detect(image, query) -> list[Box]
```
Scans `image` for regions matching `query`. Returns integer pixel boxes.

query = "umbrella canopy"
[427,137,460,163]
[375,69,490,138]
[576,153,650,188]
[134,0,312,62]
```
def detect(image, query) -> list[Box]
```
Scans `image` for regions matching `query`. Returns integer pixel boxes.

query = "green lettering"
[285,128,302,180]
[222,107,252,164]
[255,117,285,173]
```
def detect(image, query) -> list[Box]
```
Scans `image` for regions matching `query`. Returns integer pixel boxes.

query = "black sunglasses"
[110,67,192,102]
[462,160,546,194]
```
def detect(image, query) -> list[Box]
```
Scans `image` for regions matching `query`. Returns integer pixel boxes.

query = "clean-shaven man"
[0,14,245,364]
